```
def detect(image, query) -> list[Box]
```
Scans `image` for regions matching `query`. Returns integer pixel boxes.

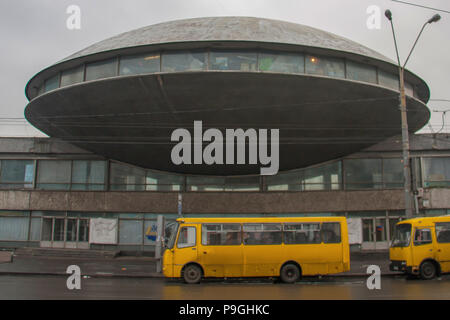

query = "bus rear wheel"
[420,261,437,280]
[183,264,202,284]
[280,263,300,283]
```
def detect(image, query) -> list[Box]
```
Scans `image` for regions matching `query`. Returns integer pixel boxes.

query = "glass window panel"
[346,61,377,83]
[53,218,65,241]
[436,223,450,243]
[119,219,143,244]
[224,176,260,191]
[41,218,52,241]
[110,162,146,191]
[0,217,29,241]
[423,157,450,187]
[378,70,399,90]
[258,52,304,73]
[321,222,341,243]
[383,158,404,188]
[30,217,41,241]
[306,55,345,78]
[266,170,302,191]
[85,59,117,81]
[302,161,342,191]
[162,51,207,72]
[120,53,160,75]
[243,223,282,245]
[72,160,106,190]
[37,160,71,190]
[177,226,196,248]
[210,51,257,71]
[66,219,78,242]
[345,159,382,190]
[44,74,59,92]
[60,65,84,87]
[187,176,225,191]
[78,219,89,242]
[375,218,386,242]
[284,223,321,244]
[201,223,241,246]
[414,228,432,246]
[0,160,34,189]
[146,170,183,191]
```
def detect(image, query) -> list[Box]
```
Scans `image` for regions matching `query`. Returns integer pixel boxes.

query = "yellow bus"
[162,217,350,283]
[390,216,450,279]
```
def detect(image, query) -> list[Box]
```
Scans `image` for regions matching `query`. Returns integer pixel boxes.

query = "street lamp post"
[384,10,441,218]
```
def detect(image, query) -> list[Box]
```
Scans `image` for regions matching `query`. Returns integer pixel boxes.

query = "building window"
[209,51,257,71]
[344,159,382,190]
[0,211,30,241]
[266,161,341,191]
[346,60,377,84]
[258,52,304,74]
[187,175,260,191]
[60,65,84,87]
[85,58,117,81]
[110,162,146,191]
[37,160,71,190]
[119,219,143,244]
[423,157,450,187]
[162,51,207,72]
[44,74,60,92]
[0,160,34,189]
[302,161,342,191]
[119,53,161,75]
[383,158,404,188]
[71,160,106,190]
[266,171,302,191]
[306,55,345,78]
[146,171,183,191]
[378,69,399,91]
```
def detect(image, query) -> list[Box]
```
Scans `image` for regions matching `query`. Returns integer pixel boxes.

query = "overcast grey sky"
[0,0,448,136]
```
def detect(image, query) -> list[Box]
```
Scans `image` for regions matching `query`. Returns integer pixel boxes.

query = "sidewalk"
[0,248,400,278]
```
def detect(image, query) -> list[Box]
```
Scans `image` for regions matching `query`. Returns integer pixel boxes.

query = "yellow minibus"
[390,215,450,279]
[162,217,350,283]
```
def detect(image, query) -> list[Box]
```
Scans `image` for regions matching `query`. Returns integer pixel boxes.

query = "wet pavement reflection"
[0,275,449,300]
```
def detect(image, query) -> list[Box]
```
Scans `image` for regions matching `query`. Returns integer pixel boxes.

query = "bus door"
[173,224,199,272]
[435,222,450,273]
[411,227,435,267]
[198,223,243,278]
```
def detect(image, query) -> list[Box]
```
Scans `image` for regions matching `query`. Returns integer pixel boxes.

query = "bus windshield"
[391,223,412,247]
[165,222,179,249]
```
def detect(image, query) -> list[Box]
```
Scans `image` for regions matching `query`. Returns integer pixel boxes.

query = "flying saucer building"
[24,16,430,175]
[1,17,448,252]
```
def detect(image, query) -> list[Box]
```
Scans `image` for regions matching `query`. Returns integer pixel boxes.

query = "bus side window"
[436,223,450,243]
[413,228,432,246]
[321,222,341,244]
[177,226,196,248]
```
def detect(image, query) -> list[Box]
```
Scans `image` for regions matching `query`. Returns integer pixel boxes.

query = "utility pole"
[385,10,441,218]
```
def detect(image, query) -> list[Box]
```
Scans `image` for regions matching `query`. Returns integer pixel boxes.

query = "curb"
[0,271,164,278]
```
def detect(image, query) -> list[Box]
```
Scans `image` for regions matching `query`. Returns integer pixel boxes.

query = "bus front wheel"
[280,263,300,283]
[183,264,202,284]
[419,261,437,280]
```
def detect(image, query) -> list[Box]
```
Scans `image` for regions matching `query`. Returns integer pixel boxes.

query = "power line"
[391,0,450,14]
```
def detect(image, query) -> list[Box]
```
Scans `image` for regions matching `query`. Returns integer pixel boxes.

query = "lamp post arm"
[403,21,428,69]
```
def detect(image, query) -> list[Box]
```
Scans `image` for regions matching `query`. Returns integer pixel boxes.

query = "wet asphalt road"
[0,275,450,300]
